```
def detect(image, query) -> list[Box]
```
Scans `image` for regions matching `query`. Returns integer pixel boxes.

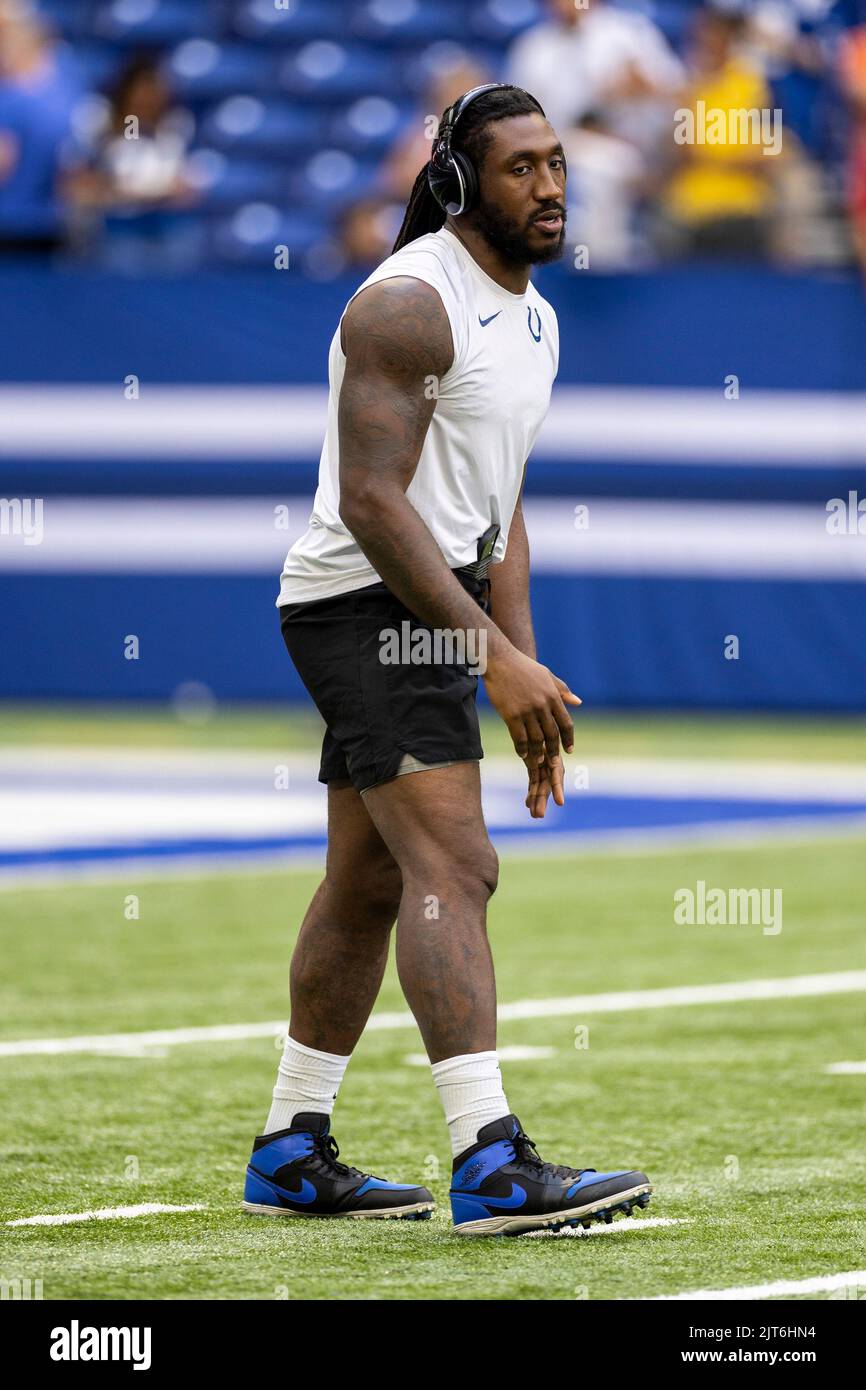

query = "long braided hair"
[392,86,545,253]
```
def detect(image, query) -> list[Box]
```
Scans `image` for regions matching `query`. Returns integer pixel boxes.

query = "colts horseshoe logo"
[527,307,542,342]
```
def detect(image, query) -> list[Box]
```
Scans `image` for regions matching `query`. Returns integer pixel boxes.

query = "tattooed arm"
[338,276,502,647]
[338,275,579,788]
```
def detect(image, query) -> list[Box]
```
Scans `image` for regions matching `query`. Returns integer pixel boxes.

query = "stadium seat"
[468,0,544,45]
[64,40,129,91]
[278,41,401,103]
[100,206,207,270]
[288,149,379,211]
[34,0,95,40]
[327,95,409,156]
[185,149,288,210]
[232,0,348,44]
[93,0,219,45]
[400,39,505,93]
[209,205,328,265]
[198,98,324,159]
[166,39,276,101]
[348,0,468,46]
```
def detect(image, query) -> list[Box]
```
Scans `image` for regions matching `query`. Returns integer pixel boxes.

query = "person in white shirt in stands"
[507,0,683,158]
[507,0,682,265]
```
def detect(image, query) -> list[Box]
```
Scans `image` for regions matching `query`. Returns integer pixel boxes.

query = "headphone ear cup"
[450,149,477,214]
[427,146,478,216]
[427,146,459,214]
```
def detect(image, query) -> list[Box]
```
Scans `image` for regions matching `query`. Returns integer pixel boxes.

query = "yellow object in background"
[666,62,774,223]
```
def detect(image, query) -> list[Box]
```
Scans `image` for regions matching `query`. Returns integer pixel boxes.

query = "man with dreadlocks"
[243,83,652,1236]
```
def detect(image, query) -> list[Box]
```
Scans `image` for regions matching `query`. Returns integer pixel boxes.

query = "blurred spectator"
[564,110,647,267]
[0,0,82,251]
[746,1,838,161]
[67,56,194,213]
[337,56,491,271]
[735,2,846,265]
[839,20,866,273]
[658,10,778,260]
[65,55,197,267]
[337,196,401,268]
[506,0,683,160]
[381,55,489,201]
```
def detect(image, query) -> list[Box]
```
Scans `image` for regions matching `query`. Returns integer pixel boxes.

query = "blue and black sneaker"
[243,1112,435,1221]
[450,1114,651,1237]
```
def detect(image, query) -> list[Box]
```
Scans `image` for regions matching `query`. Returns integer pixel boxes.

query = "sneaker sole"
[452,1184,652,1237]
[242,1200,435,1221]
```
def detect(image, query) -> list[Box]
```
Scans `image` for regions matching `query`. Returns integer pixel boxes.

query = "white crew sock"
[263,1035,351,1135]
[431,1050,511,1158]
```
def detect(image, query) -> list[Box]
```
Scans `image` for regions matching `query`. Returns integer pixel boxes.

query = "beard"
[472,194,566,266]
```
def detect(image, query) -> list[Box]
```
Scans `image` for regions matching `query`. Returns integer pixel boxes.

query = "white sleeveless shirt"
[277,224,559,605]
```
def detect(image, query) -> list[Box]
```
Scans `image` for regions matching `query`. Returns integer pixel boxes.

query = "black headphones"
[427,82,547,217]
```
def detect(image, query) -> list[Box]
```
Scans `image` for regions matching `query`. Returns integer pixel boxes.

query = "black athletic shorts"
[279,570,490,794]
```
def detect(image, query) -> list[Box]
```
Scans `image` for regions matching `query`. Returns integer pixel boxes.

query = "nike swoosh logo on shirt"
[478,311,502,327]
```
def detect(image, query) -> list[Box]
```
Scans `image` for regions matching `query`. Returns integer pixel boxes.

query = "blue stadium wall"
[2,262,865,711]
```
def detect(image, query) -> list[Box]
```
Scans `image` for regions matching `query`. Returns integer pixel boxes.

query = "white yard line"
[495,972,866,1021]
[7,1203,205,1228]
[528,1216,687,1239]
[825,1061,866,1074]
[2,971,864,1059]
[651,1269,866,1301]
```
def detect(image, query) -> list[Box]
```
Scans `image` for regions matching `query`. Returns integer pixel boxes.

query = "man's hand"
[482,647,581,808]
[524,749,566,819]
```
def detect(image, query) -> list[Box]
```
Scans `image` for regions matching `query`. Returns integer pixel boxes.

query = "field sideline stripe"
[1,971,864,1058]
[7,1203,205,1227]
[651,1269,866,1300]
[4,814,865,892]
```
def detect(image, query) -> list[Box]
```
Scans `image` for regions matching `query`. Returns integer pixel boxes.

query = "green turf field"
[1,709,865,1300]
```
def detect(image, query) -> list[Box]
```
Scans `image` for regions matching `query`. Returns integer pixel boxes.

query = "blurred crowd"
[1,0,865,274]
